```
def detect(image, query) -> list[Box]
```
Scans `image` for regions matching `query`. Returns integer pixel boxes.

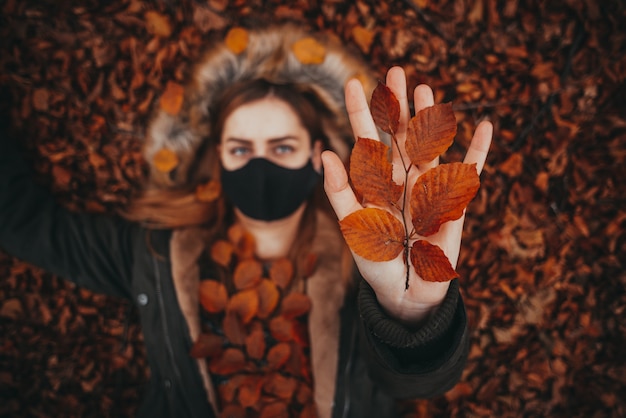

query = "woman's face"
[219,97,322,171]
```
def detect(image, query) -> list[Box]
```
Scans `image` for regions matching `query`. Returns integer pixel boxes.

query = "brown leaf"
[245,328,266,360]
[263,374,298,400]
[228,224,256,259]
[339,208,405,261]
[195,180,221,202]
[267,342,292,370]
[269,258,293,290]
[259,401,289,418]
[238,376,263,408]
[199,280,228,313]
[233,259,263,290]
[219,374,247,403]
[225,27,248,54]
[210,240,234,268]
[227,289,259,324]
[410,162,480,236]
[152,148,179,173]
[190,333,223,358]
[209,347,246,375]
[409,240,458,282]
[159,81,184,115]
[269,316,294,342]
[291,37,326,65]
[349,137,403,206]
[255,279,280,319]
[144,11,172,38]
[406,103,457,166]
[371,82,400,135]
[223,311,246,345]
[352,26,375,53]
[281,293,311,319]
[220,405,247,418]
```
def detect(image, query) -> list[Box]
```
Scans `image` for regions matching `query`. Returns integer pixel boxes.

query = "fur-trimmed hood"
[144,24,377,189]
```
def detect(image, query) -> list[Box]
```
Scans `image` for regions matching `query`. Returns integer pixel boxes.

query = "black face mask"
[220,158,321,221]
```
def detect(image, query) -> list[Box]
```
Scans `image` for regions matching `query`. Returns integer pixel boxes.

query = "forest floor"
[0,0,625,417]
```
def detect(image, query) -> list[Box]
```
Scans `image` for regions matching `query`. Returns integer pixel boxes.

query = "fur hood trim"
[145,24,376,189]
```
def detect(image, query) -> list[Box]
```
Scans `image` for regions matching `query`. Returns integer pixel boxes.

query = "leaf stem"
[391,134,412,290]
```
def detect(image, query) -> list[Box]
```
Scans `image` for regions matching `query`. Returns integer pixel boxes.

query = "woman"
[0,25,492,418]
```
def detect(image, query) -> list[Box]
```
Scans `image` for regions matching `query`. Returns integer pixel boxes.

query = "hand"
[322,67,492,326]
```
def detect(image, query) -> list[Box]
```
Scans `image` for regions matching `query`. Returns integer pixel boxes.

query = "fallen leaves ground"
[0,0,624,417]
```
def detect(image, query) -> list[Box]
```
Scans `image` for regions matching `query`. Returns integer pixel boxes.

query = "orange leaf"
[281,293,311,319]
[238,376,263,408]
[269,316,294,342]
[269,258,293,290]
[406,103,457,166]
[339,208,405,261]
[259,401,289,418]
[299,253,318,278]
[223,311,246,345]
[263,374,298,400]
[349,137,403,206]
[209,347,246,375]
[256,279,280,319]
[296,382,313,404]
[370,82,400,135]
[410,240,459,282]
[410,162,480,236]
[196,179,221,202]
[219,375,247,403]
[220,405,247,418]
[144,11,172,37]
[352,25,375,53]
[199,280,228,313]
[267,342,292,370]
[291,37,326,65]
[245,328,266,360]
[233,259,263,290]
[227,289,259,324]
[190,332,223,358]
[225,27,248,54]
[159,81,184,115]
[152,148,179,173]
[228,224,256,259]
[299,404,317,418]
[210,240,234,268]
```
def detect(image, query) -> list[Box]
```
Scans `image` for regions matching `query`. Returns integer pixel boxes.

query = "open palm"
[322,67,492,326]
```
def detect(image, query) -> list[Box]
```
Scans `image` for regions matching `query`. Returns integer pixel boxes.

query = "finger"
[464,120,493,175]
[412,84,439,171]
[345,78,379,141]
[321,150,362,220]
[385,67,411,182]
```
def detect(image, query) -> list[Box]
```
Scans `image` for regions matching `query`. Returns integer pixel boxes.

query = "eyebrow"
[223,136,300,145]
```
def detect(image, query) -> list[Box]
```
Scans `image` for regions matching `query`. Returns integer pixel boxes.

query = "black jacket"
[0,132,469,417]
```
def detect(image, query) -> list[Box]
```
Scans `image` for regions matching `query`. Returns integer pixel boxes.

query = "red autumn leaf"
[339,208,405,261]
[233,259,263,290]
[228,223,256,259]
[256,279,280,319]
[406,103,457,166]
[269,258,294,290]
[296,382,313,404]
[245,328,266,360]
[281,293,311,319]
[409,240,458,282]
[285,343,310,380]
[220,405,247,418]
[263,374,298,400]
[292,320,310,348]
[227,288,259,324]
[370,82,400,135]
[410,162,480,236]
[238,376,263,408]
[259,401,289,418]
[210,240,234,267]
[223,311,246,346]
[269,316,294,342]
[267,342,292,370]
[349,137,403,206]
[199,280,228,313]
[190,332,223,358]
[209,347,246,375]
[219,375,247,403]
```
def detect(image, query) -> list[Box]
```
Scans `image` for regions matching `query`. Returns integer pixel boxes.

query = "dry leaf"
[280,293,311,319]
[190,333,223,358]
[339,208,405,261]
[196,180,221,202]
[371,82,400,135]
[263,374,298,400]
[238,376,263,408]
[159,81,184,115]
[209,347,246,375]
[225,27,249,54]
[410,162,480,236]
[255,279,280,319]
[152,148,179,173]
[269,258,293,290]
[227,289,259,324]
[269,316,294,342]
[259,401,289,418]
[210,240,234,268]
[244,328,266,360]
[350,137,403,206]
[144,11,172,38]
[409,240,458,282]
[406,103,457,166]
[352,26,375,53]
[267,342,292,370]
[199,280,228,313]
[223,311,246,346]
[233,259,263,290]
[291,37,326,65]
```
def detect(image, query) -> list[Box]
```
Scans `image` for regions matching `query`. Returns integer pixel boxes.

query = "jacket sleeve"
[358,278,469,399]
[0,131,142,299]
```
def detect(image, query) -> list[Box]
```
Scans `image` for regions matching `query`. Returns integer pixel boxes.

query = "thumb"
[321,150,362,220]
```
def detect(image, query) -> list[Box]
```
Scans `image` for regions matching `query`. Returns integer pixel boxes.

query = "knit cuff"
[358,279,460,349]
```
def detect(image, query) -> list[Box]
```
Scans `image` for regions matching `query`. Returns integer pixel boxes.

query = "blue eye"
[274,144,295,155]
[230,146,251,156]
